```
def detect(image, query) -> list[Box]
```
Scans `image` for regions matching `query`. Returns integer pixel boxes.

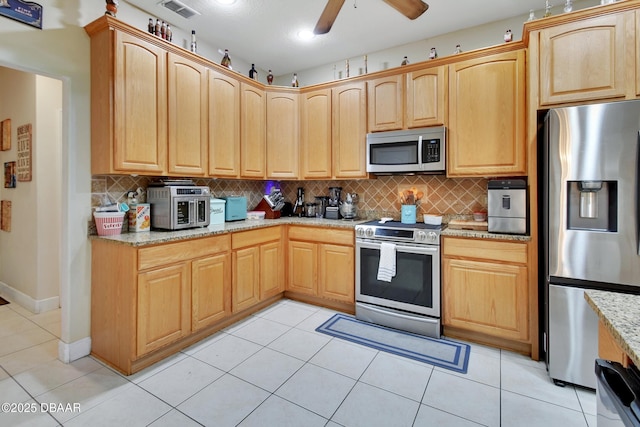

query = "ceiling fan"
[314,0,429,35]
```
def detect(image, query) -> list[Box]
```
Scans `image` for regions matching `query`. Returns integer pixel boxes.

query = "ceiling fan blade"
[314,0,346,34]
[383,0,429,20]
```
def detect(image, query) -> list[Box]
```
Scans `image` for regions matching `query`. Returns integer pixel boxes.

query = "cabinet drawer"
[288,226,353,246]
[443,237,527,264]
[232,226,281,249]
[138,235,230,271]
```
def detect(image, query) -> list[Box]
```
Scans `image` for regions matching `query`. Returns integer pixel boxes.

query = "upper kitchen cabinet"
[406,66,446,128]
[300,88,332,179]
[367,75,404,132]
[448,49,526,177]
[538,12,630,106]
[266,90,299,179]
[367,67,446,132]
[208,70,241,178]
[86,18,168,175]
[240,82,266,178]
[332,82,368,179]
[167,53,208,176]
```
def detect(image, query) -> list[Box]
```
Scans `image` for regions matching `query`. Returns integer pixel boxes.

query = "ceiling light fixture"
[216,0,236,5]
[297,29,315,41]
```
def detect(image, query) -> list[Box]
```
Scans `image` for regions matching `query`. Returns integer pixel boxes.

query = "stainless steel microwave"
[147,185,210,230]
[366,127,446,174]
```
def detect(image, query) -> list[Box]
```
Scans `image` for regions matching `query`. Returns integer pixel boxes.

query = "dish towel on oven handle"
[376,242,397,282]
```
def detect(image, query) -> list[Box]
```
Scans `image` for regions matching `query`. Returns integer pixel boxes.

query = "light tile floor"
[0,297,597,426]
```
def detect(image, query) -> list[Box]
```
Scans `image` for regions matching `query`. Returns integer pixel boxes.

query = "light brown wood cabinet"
[208,69,241,177]
[266,90,299,179]
[91,235,231,374]
[232,227,284,312]
[167,52,208,176]
[240,82,266,178]
[300,89,332,179]
[406,66,446,128]
[538,13,630,106]
[598,319,631,367]
[447,49,526,177]
[332,82,368,179]
[367,75,404,132]
[442,237,529,344]
[287,226,354,305]
[87,22,168,175]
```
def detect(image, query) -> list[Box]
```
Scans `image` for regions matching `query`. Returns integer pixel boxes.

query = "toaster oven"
[147,185,210,230]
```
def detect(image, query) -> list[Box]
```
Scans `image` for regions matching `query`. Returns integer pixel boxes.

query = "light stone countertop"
[90,216,368,247]
[90,217,529,247]
[585,289,640,368]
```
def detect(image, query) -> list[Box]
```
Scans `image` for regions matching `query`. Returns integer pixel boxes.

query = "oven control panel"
[355,222,440,245]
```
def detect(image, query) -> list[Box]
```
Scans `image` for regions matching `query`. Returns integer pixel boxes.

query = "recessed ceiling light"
[216,0,236,5]
[297,29,315,41]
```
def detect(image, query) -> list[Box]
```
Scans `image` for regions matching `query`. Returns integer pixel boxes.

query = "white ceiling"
[126,0,548,75]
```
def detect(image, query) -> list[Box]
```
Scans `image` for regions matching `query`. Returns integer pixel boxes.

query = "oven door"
[172,197,210,229]
[355,239,440,317]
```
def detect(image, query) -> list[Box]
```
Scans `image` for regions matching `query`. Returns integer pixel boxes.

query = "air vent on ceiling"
[160,0,201,19]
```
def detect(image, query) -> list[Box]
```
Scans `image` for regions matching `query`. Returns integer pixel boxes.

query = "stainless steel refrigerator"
[544,100,640,389]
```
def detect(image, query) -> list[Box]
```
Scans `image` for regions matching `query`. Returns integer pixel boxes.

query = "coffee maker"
[326,187,342,219]
[293,187,305,217]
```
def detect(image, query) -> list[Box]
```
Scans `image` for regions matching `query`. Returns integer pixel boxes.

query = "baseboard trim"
[58,337,91,363]
[0,281,59,314]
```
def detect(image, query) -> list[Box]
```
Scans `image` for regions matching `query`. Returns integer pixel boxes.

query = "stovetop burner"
[355,220,442,245]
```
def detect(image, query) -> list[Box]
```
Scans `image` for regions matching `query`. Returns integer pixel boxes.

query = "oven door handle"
[356,240,439,255]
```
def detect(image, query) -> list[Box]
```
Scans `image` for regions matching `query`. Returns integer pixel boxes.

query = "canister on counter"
[128,203,151,232]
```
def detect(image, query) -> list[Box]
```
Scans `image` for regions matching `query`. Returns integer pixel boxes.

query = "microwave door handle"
[417,135,423,169]
[189,200,195,226]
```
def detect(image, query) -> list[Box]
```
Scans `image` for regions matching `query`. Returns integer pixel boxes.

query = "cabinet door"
[240,82,266,178]
[406,66,446,128]
[232,246,260,312]
[266,91,299,179]
[192,253,231,331]
[137,263,190,356]
[332,82,367,179]
[209,70,240,177]
[260,241,284,300]
[448,49,526,177]
[167,53,208,176]
[300,89,332,179]
[287,241,318,295]
[318,244,354,303]
[113,31,167,174]
[540,13,628,106]
[443,258,528,341]
[367,75,403,132]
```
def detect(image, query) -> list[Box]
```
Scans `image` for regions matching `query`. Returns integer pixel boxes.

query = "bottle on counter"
[401,56,409,66]
[190,30,197,53]
[148,18,154,34]
[166,24,172,42]
[249,64,258,80]
[291,73,299,87]
[267,70,274,85]
[160,21,166,39]
[221,49,232,69]
[154,18,161,37]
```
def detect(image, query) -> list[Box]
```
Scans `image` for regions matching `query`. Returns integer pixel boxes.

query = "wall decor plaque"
[0,0,43,30]
[4,161,15,188]
[1,200,11,232]
[1,118,9,150]
[17,123,31,181]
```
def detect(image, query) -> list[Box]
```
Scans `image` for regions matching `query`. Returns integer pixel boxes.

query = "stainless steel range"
[355,220,442,338]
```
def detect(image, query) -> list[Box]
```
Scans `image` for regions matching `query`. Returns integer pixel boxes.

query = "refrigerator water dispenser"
[567,180,617,232]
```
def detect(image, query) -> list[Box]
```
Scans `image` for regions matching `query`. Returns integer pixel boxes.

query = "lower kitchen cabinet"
[91,234,231,374]
[232,226,284,312]
[286,226,355,308]
[442,237,529,346]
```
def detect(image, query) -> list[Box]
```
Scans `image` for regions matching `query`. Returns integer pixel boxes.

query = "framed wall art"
[1,118,10,151]
[17,123,31,181]
[0,0,43,30]
[4,161,16,188]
